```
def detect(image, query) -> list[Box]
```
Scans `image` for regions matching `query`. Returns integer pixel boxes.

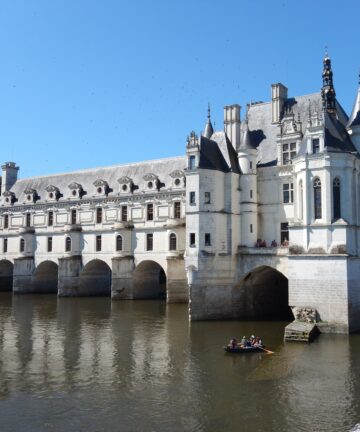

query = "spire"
[203,103,214,139]
[347,71,360,129]
[321,53,337,114]
[239,115,256,150]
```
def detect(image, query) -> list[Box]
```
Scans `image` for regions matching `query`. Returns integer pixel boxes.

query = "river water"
[0,292,360,432]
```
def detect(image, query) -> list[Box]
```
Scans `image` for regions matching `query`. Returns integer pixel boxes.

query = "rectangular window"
[26,213,31,227]
[121,206,128,222]
[71,209,77,225]
[47,237,52,252]
[48,211,53,226]
[312,138,320,154]
[250,190,253,199]
[20,238,25,252]
[204,192,211,204]
[250,224,253,233]
[147,204,154,221]
[190,233,196,247]
[281,222,289,245]
[250,161,253,170]
[174,201,181,219]
[96,208,102,223]
[3,238,7,253]
[4,215,9,229]
[190,192,196,205]
[282,142,297,165]
[65,237,71,252]
[205,233,211,246]
[146,233,153,251]
[283,183,294,203]
[96,235,102,252]
[189,155,196,170]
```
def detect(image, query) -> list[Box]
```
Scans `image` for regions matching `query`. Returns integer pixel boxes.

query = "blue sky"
[0,0,359,178]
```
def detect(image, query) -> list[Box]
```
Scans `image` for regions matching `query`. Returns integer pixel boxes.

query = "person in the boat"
[229,337,237,348]
[254,337,263,347]
[240,336,247,347]
[250,335,255,345]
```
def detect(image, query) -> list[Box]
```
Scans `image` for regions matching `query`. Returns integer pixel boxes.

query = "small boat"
[224,345,265,353]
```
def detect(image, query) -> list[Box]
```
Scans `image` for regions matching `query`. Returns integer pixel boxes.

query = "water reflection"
[0,292,359,431]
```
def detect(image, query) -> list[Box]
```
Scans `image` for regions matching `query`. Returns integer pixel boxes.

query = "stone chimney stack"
[271,83,288,123]
[1,162,19,193]
[224,104,241,149]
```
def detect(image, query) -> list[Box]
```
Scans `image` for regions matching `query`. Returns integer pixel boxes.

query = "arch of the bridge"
[79,259,111,296]
[233,265,292,320]
[32,260,59,293]
[0,259,14,292]
[133,260,167,299]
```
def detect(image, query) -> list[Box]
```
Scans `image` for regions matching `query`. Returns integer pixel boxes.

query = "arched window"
[20,238,25,252]
[313,177,322,220]
[65,236,72,252]
[169,233,177,251]
[333,177,341,220]
[116,235,123,251]
[298,180,303,220]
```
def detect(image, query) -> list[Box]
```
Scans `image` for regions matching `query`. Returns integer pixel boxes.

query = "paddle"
[257,346,274,354]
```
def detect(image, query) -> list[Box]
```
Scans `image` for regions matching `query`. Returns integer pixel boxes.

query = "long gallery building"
[1,55,360,335]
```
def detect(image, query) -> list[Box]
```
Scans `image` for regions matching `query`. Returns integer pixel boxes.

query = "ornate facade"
[1,55,360,334]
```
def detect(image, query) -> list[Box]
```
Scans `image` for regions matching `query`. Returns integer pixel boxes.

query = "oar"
[257,346,274,354]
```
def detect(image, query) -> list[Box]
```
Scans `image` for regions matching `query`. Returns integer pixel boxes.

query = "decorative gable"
[68,182,84,199]
[24,188,39,203]
[45,185,61,201]
[117,176,134,194]
[93,179,110,196]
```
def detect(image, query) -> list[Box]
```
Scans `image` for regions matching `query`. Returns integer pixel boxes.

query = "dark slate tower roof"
[347,73,360,129]
[239,118,256,150]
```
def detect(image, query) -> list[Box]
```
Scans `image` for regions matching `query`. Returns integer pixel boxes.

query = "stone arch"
[0,259,13,291]
[79,259,111,296]
[133,260,167,299]
[233,265,292,320]
[32,260,58,293]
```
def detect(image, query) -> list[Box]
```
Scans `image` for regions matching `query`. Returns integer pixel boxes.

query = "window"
[312,138,320,154]
[174,202,181,219]
[250,190,253,199]
[71,209,77,225]
[190,233,196,247]
[205,233,211,246]
[147,204,154,221]
[190,192,196,205]
[314,178,322,219]
[3,238,7,253]
[121,206,128,222]
[169,233,177,251]
[250,224,253,233]
[48,211,53,226]
[189,155,196,170]
[47,237,52,252]
[333,178,341,220]
[96,208,102,224]
[4,215,9,229]
[250,161,253,170]
[96,235,102,252]
[204,192,211,204]
[282,142,296,165]
[146,233,153,251]
[65,237,71,252]
[281,222,289,245]
[283,183,294,203]
[116,235,123,251]
[26,213,31,227]
[20,238,25,252]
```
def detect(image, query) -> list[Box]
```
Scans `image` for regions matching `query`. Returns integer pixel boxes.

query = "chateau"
[1,55,360,335]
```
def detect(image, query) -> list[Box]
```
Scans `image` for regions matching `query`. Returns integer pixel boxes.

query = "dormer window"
[2,191,16,206]
[312,138,320,154]
[189,155,196,170]
[282,143,296,165]
[68,182,84,199]
[45,185,61,201]
[170,170,185,188]
[93,179,110,196]
[143,173,159,191]
[24,188,38,204]
[118,176,134,194]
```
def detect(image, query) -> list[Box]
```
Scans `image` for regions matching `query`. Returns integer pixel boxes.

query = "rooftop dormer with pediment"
[93,179,110,196]
[117,176,135,194]
[45,185,61,201]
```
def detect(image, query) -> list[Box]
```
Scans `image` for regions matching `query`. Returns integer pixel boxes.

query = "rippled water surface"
[1,292,360,431]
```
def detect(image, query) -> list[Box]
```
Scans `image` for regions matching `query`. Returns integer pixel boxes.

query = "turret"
[1,162,19,194]
[224,104,241,150]
[347,72,360,151]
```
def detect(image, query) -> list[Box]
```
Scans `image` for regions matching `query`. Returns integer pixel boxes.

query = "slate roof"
[347,88,360,128]
[9,156,186,204]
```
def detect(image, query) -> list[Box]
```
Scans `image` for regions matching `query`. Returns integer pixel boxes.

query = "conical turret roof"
[347,74,360,129]
[203,104,214,139]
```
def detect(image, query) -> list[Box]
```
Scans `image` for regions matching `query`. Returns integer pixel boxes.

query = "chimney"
[271,83,288,123]
[1,162,19,193]
[224,104,241,149]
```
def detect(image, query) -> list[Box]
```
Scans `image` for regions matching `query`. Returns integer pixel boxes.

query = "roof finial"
[207,102,211,120]
[203,102,214,139]
[324,44,329,59]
